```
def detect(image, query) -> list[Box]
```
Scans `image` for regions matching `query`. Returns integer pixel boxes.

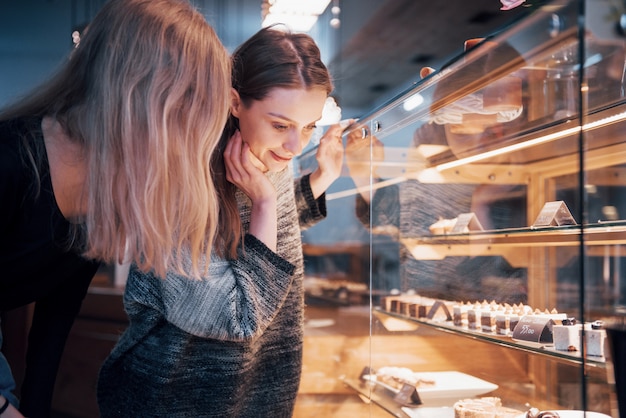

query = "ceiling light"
[262,0,331,32]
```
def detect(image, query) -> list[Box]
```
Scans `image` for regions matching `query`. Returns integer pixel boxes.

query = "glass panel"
[298,0,623,415]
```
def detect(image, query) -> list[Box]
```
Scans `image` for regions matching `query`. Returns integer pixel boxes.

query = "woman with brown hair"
[97,26,350,417]
[0,0,231,416]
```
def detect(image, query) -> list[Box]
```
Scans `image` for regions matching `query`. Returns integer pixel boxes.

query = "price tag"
[532,201,576,227]
[359,366,373,381]
[511,315,557,343]
[451,212,484,233]
[393,383,422,406]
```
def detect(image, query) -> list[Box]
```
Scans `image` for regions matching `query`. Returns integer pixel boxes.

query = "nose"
[283,130,304,156]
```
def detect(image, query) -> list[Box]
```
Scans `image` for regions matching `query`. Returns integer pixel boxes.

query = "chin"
[265,161,290,173]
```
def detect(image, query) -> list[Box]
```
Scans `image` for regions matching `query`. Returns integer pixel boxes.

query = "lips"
[270,151,292,162]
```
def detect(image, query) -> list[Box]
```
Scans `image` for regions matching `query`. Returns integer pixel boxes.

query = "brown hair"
[212,26,333,259]
[1,0,231,279]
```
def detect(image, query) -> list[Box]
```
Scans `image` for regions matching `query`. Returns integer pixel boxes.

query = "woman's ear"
[230,88,242,117]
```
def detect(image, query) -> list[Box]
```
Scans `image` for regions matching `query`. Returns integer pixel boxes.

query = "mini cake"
[468,302,482,330]
[481,307,498,333]
[584,320,606,357]
[453,397,521,418]
[380,295,400,312]
[509,304,532,333]
[508,311,521,333]
[408,302,429,319]
[453,303,471,328]
[496,307,512,336]
[399,301,414,317]
[552,318,581,352]
[382,295,403,313]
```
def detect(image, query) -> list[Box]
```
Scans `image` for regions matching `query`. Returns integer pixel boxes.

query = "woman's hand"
[224,130,276,204]
[344,127,386,203]
[0,396,24,418]
[224,130,277,250]
[309,120,354,198]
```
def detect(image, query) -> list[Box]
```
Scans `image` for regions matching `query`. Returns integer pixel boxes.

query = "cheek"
[237,118,258,146]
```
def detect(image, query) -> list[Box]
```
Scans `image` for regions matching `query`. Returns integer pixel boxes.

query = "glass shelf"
[374,308,608,368]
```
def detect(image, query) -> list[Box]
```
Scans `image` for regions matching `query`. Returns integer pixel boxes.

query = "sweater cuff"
[301,174,326,218]
[243,234,295,276]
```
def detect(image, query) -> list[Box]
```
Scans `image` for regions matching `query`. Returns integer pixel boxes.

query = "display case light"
[435,111,626,172]
[261,0,331,32]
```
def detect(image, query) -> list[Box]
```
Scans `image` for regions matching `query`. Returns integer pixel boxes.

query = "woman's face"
[232,87,327,173]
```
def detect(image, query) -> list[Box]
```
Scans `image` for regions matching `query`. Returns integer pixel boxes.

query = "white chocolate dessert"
[584,321,606,357]
[552,318,581,352]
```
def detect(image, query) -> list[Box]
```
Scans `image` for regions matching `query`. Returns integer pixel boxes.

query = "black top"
[0,117,99,417]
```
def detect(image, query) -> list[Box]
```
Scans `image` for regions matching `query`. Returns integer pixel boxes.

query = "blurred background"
[0,0,531,117]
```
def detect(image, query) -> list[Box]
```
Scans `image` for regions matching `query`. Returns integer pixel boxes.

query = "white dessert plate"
[515,412,611,418]
[402,406,454,418]
[364,371,498,402]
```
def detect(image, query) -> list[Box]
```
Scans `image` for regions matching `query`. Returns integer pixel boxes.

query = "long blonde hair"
[1,0,231,279]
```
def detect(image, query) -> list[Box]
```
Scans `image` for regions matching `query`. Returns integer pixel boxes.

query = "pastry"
[374,366,436,390]
[552,318,581,352]
[429,217,458,234]
[453,303,471,328]
[453,396,521,418]
[584,320,606,357]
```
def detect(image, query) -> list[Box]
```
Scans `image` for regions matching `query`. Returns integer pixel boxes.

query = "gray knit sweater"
[97,169,326,417]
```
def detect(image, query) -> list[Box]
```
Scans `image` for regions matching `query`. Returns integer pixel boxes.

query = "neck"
[41,116,88,221]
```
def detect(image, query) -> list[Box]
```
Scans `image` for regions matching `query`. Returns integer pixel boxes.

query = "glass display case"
[298,0,626,416]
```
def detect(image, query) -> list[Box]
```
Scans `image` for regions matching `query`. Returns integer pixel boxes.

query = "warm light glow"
[262,0,331,32]
[435,111,626,171]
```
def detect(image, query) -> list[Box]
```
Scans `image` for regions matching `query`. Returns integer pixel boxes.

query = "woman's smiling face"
[232,87,328,173]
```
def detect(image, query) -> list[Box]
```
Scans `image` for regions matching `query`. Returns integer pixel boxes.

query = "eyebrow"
[268,112,322,125]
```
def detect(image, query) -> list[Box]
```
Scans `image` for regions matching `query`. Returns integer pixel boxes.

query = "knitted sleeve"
[125,234,295,343]
[294,173,326,229]
[355,183,401,233]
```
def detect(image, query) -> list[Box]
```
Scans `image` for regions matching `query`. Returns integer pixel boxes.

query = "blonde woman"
[0,0,231,415]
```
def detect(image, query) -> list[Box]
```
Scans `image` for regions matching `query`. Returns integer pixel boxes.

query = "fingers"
[224,131,249,183]
[323,125,343,141]
[322,118,355,143]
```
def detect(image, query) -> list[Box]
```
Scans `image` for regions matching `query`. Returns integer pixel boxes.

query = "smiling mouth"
[271,151,292,162]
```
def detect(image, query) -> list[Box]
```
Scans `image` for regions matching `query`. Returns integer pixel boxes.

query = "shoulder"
[0,117,42,169]
[0,119,31,180]
[0,118,44,206]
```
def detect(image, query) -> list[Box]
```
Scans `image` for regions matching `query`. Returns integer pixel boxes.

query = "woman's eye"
[272,123,288,132]
[304,124,316,132]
